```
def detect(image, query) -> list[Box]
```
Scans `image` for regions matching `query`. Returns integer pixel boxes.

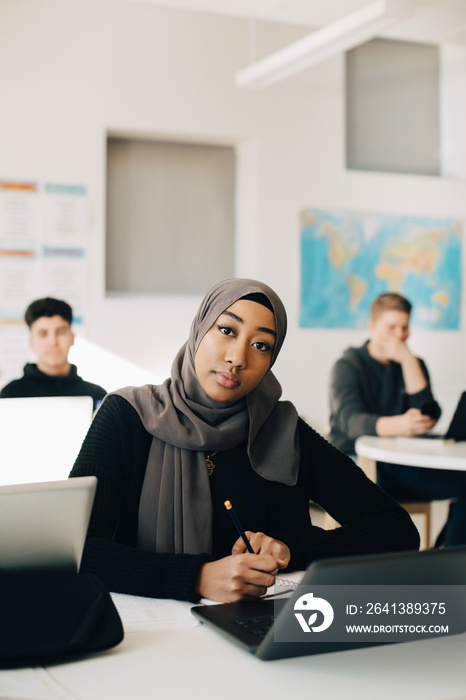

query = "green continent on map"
[347,274,368,312]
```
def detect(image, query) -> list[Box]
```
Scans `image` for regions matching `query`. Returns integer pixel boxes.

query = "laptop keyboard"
[234,614,276,640]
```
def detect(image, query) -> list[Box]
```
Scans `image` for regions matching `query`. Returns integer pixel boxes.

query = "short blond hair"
[370,293,412,321]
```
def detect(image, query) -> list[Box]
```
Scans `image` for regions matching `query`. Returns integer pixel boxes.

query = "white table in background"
[327,437,466,548]
[355,435,466,482]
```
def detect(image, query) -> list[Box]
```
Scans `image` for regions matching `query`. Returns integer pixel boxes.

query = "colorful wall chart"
[0,181,89,385]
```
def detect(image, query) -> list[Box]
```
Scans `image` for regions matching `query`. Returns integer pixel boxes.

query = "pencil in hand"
[224,500,255,554]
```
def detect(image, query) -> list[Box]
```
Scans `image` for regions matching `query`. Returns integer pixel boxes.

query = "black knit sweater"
[69,395,419,602]
[0,363,106,409]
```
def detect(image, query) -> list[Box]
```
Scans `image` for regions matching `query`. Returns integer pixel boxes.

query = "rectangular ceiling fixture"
[235,0,407,88]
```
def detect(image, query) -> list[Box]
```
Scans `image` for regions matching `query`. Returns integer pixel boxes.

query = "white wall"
[1,0,465,432]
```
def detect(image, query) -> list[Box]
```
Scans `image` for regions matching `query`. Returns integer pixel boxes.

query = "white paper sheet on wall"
[0,180,90,388]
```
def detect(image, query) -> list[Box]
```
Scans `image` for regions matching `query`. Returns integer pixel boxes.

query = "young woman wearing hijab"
[69,279,419,603]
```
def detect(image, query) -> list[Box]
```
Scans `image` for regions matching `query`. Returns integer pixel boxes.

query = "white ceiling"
[118,0,466,44]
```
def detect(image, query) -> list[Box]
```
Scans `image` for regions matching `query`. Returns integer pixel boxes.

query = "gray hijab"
[112,278,299,555]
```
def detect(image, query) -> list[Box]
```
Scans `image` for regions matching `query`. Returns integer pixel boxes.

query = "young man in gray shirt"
[328,292,466,546]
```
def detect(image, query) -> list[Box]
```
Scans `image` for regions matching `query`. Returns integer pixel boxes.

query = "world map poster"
[300,208,462,330]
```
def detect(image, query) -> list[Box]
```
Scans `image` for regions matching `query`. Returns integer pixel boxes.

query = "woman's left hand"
[232,531,290,569]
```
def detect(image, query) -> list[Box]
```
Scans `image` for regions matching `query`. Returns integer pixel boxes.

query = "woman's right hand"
[195,553,279,603]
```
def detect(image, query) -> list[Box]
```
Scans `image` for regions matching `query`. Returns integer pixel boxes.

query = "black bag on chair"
[0,569,124,668]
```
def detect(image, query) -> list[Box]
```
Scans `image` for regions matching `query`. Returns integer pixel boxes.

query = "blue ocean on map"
[300,208,462,330]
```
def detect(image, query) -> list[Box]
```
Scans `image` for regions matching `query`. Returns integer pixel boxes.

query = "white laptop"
[0,395,93,485]
[0,476,97,573]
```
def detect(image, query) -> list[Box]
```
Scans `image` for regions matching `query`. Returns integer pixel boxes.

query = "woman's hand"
[232,531,290,569]
[195,553,279,603]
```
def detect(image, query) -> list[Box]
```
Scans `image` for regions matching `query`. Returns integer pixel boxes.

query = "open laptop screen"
[0,476,97,573]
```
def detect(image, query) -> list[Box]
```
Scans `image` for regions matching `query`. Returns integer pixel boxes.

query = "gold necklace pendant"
[205,450,219,476]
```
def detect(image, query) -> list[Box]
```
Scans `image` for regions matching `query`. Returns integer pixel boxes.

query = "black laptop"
[422,391,466,441]
[442,391,466,441]
[191,546,466,660]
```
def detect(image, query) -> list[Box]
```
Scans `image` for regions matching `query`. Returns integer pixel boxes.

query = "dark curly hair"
[25,297,72,328]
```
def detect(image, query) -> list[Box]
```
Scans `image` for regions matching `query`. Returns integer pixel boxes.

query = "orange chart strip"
[0,250,35,257]
[0,182,37,191]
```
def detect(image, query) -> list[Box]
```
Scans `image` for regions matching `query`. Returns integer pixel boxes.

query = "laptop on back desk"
[420,390,466,442]
[443,391,466,441]
[0,396,94,485]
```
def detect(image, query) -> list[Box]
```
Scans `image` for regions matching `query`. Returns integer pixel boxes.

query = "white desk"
[355,436,466,481]
[351,437,466,549]
[44,617,466,700]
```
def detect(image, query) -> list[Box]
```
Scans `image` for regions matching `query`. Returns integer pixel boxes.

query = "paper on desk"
[267,571,304,597]
[199,571,305,606]
[110,592,199,632]
[0,667,77,700]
